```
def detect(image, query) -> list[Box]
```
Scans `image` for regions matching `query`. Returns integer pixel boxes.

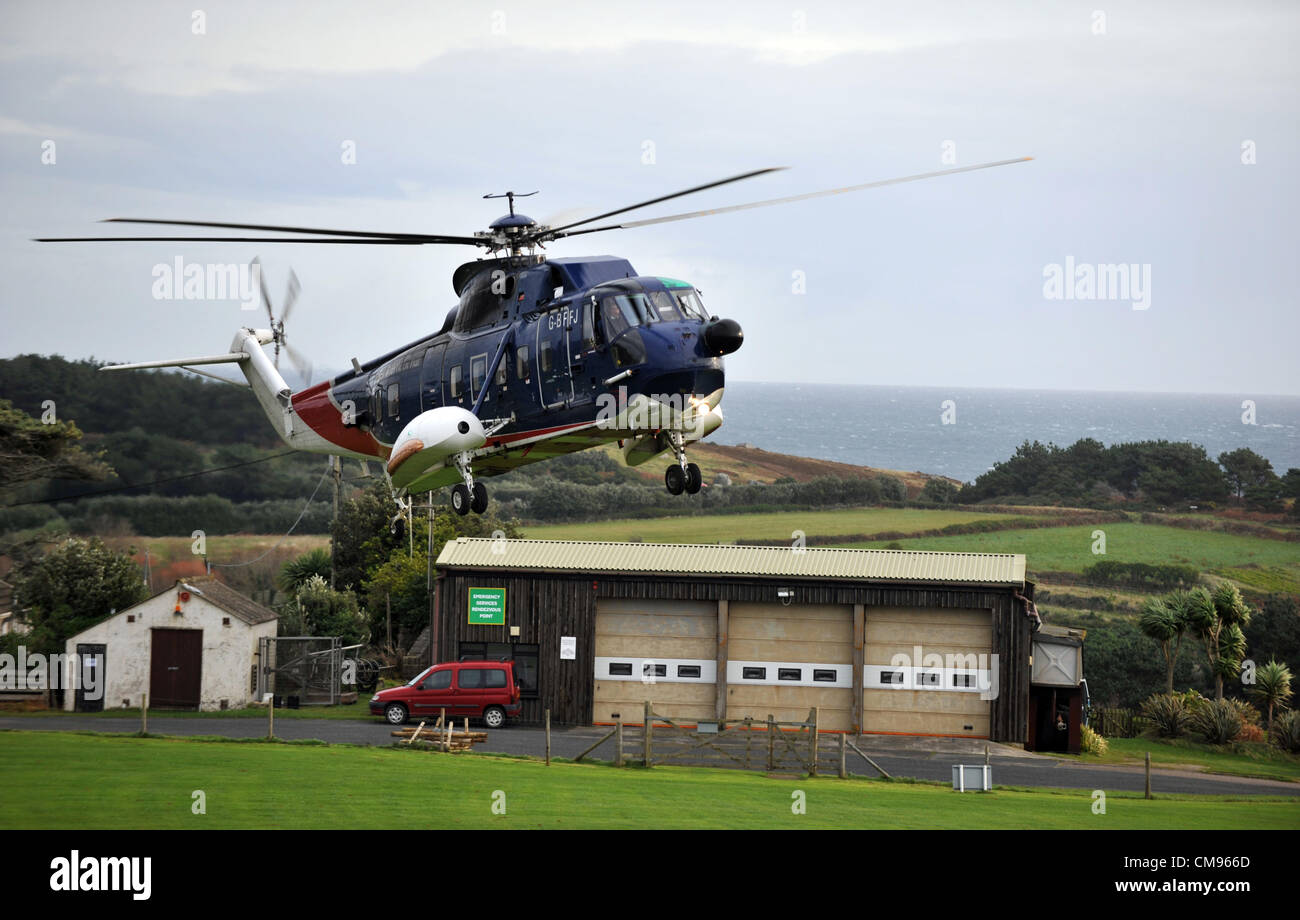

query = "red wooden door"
[150,629,203,709]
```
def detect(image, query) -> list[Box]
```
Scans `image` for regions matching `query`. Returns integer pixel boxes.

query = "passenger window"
[449,365,463,398]
[601,297,631,339]
[458,669,484,689]
[421,670,452,691]
[471,355,487,398]
[483,669,507,689]
[495,354,508,387]
[516,345,531,381]
[387,383,399,418]
[539,341,553,373]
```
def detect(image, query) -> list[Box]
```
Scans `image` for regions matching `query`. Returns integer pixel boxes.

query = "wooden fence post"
[545,709,552,766]
[267,695,274,739]
[838,732,847,779]
[809,707,819,776]
[141,693,148,735]
[767,714,775,771]
[643,700,652,767]
[615,720,624,767]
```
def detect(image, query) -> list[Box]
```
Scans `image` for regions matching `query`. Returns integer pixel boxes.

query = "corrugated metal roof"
[436,538,1025,587]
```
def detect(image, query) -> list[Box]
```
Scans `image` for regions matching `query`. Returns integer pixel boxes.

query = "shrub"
[1238,723,1266,743]
[1080,724,1108,755]
[1273,711,1300,752]
[1140,693,1192,737]
[1190,698,1243,744]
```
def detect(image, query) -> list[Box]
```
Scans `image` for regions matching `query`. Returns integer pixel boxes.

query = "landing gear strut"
[450,451,490,516]
[663,432,702,496]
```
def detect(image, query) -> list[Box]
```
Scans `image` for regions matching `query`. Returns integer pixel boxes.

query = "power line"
[208,461,333,569]
[3,450,300,507]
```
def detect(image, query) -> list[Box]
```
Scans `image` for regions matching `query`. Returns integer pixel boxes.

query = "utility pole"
[330,455,342,589]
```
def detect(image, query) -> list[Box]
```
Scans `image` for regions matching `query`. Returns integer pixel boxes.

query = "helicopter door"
[421,342,446,411]
[567,296,598,408]
[536,305,574,409]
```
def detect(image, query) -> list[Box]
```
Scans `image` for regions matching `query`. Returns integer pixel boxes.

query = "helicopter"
[37,157,1030,515]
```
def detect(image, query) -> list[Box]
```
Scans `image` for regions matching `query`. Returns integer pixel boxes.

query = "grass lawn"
[524,508,1031,544]
[1,731,1297,829]
[1,697,378,721]
[1066,737,1300,783]
[839,522,1300,583]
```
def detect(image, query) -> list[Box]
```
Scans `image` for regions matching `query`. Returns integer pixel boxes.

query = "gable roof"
[179,577,278,626]
[436,538,1026,588]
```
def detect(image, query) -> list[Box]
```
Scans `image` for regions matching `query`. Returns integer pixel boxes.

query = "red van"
[370,659,521,728]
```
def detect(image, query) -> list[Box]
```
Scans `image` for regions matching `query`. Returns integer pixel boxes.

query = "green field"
[524,508,1031,544]
[1058,738,1300,783]
[841,522,1300,583]
[2,732,1297,829]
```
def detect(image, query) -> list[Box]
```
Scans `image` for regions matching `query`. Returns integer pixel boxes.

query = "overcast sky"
[1,0,1296,395]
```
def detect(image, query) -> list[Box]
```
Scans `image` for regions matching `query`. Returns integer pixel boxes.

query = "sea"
[714,382,1300,484]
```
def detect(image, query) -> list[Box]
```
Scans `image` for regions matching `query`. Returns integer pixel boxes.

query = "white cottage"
[63,577,277,712]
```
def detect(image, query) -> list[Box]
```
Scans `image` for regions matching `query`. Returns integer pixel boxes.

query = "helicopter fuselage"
[288,254,738,490]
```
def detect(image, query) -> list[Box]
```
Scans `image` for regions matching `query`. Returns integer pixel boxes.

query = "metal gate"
[256,637,360,706]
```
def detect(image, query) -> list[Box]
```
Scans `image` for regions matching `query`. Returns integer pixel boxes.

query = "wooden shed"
[433,538,1037,742]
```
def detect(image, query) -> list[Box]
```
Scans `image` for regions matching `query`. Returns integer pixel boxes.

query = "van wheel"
[384,703,408,725]
[483,706,506,729]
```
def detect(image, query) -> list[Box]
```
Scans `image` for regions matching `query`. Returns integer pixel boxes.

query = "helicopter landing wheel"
[684,462,702,495]
[470,481,489,514]
[450,483,471,516]
[665,465,685,495]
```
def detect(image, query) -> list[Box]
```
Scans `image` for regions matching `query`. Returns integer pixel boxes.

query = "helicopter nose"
[702,318,744,356]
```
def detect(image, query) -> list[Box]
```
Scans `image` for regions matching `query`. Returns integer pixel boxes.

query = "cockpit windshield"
[675,289,708,321]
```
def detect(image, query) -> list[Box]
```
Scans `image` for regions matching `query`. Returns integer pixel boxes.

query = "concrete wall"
[63,587,276,712]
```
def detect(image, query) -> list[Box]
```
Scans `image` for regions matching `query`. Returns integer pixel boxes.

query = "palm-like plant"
[278,547,332,594]
[1249,659,1294,735]
[1188,584,1253,700]
[1139,595,1188,693]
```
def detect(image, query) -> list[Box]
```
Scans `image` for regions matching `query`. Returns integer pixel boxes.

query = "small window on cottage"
[676,665,701,679]
[916,671,941,688]
[742,667,766,680]
[778,668,802,682]
[953,673,976,688]
[222,617,231,627]
[642,663,667,678]
[880,670,905,686]
[813,669,837,683]
[608,662,633,676]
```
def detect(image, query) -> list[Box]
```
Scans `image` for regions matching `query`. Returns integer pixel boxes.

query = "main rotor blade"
[102,218,482,246]
[34,236,428,244]
[553,157,1033,239]
[543,167,787,235]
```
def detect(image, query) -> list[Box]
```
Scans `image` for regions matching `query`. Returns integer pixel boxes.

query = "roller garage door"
[863,607,992,737]
[593,599,716,723]
[725,602,854,731]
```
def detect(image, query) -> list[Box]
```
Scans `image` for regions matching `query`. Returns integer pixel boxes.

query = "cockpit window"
[602,293,657,332]
[648,291,684,322]
[676,290,707,321]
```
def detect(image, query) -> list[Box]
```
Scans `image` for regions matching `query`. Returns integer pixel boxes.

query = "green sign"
[468,587,506,625]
